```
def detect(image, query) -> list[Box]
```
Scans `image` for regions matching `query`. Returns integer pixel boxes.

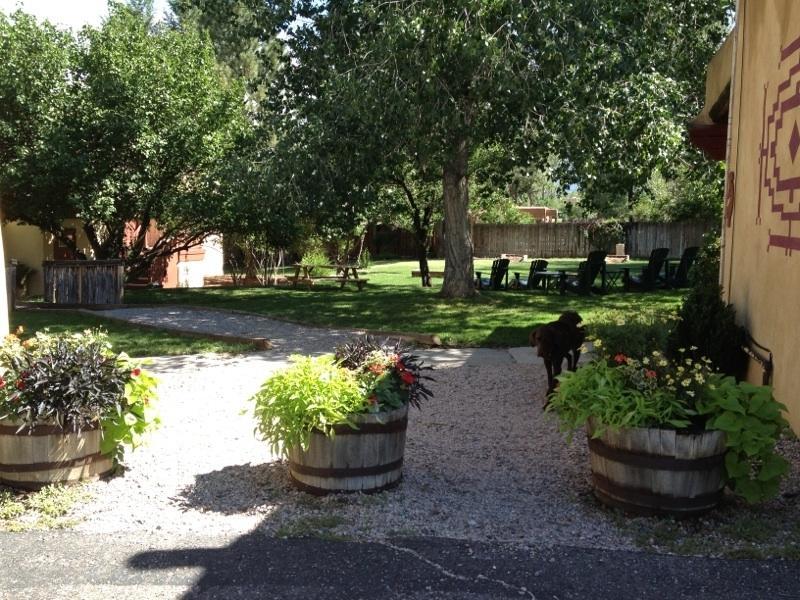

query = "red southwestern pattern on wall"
[759,33,800,254]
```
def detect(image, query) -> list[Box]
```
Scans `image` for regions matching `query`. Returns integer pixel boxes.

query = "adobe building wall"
[723,0,800,432]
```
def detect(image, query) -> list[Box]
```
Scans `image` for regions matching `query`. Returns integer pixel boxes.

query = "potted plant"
[251,336,433,494]
[0,329,159,490]
[547,339,789,516]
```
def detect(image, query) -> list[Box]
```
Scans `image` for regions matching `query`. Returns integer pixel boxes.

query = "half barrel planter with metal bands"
[0,419,114,490]
[586,418,727,517]
[288,404,408,494]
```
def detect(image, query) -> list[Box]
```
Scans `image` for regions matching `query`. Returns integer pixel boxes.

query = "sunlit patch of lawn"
[125,259,685,347]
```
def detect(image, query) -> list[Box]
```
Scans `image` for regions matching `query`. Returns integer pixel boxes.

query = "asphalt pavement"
[1,532,799,599]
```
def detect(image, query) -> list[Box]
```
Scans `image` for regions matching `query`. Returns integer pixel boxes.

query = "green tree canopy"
[1,4,248,276]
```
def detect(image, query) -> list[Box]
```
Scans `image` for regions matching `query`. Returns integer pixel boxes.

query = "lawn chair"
[666,246,699,289]
[624,247,670,291]
[475,258,510,290]
[563,250,607,295]
[513,259,549,290]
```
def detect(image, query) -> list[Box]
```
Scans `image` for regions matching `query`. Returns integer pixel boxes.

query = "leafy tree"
[548,1,733,211]
[169,0,289,110]
[1,4,247,277]
[0,11,74,245]
[283,1,567,298]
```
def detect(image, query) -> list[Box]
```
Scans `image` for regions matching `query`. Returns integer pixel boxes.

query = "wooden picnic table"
[290,264,368,290]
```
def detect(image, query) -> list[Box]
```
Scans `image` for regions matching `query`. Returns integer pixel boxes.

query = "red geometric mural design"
[759,34,800,254]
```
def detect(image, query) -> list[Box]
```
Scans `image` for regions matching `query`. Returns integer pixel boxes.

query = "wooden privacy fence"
[623,222,712,258]
[369,221,715,259]
[473,223,591,258]
[43,260,124,305]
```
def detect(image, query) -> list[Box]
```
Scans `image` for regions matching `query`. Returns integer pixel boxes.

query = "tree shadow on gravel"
[177,462,294,515]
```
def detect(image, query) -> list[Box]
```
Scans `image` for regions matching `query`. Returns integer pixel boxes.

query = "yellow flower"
[658,360,668,367]
[677,366,685,373]
[652,350,659,356]
[594,339,603,348]
[681,379,691,387]
[642,358,650,365]
[686,390,695,397]
[695,374,705,383]
[690,345,698,351]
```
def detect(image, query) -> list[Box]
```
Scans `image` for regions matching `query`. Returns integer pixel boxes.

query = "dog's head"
[558,311,583,328]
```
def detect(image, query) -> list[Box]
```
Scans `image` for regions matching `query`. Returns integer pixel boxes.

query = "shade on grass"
[125,259,686,347]
[11,310,251,357]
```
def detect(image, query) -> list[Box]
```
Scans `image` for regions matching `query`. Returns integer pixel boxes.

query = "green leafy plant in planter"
[695,378,789,503]
[252,337,433,454]
[0,329,159,465]
[549,346,788,505]
[251,336,433,494]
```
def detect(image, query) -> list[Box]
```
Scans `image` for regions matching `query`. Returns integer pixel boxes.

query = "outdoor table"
[533,270,566,294]
[290,263,367,290]
[602,266,628,292]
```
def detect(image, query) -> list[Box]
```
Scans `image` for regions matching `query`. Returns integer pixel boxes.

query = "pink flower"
[613,353,627,365]
[131,368,141,377]
[645,369,657,379]
[400,370,415,385]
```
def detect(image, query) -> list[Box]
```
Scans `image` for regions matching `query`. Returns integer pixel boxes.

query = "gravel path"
[66,307,800,558]
[73,350,628,548]
[67,307,628,549]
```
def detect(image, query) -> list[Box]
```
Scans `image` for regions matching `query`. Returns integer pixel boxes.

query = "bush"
[589,309,676,362]
[669,236,748,378]
[582,218,624,252]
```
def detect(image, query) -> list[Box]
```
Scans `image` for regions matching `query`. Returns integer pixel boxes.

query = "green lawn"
[12,310,252,357]
[125,259,685,347]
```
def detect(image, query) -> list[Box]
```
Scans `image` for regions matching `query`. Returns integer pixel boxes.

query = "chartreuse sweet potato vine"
[251,355,365,455]
[695,377,789,504]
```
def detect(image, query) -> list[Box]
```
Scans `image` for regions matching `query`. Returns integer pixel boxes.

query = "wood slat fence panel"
[368,221,715,259]
[42,260,125,305]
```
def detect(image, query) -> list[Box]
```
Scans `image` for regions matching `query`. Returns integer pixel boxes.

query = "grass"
[274,514,349,540]
[609,499,800,560]
[124,258,685,347]
[0,484,91,531]
[11,309,252,357]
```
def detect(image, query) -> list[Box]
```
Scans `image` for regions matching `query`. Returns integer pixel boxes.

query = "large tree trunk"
[440,139,474,298]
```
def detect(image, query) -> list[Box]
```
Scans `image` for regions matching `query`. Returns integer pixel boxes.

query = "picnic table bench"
[290,264,369,291]
[411,270,445,278]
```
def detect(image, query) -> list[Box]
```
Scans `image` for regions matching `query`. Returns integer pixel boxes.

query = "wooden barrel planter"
[0,420,114,490]
[42,260,124,305]
[287,404,408,494]
[586,419,727,517]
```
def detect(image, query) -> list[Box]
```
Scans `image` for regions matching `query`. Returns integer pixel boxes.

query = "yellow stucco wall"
[2,219,94,297]
[2,222,49,296]
[723,0,800,432]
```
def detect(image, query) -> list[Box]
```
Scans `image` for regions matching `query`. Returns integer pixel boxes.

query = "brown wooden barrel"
[586,419,727,517]
[287,404,408,494]
[0,419,114,490]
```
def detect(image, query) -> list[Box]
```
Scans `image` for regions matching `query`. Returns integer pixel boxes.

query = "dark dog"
[529,311,585,404]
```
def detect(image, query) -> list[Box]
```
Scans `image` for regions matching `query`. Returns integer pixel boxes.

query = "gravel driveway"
[67,308,630,549]
[66,309,800,557]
